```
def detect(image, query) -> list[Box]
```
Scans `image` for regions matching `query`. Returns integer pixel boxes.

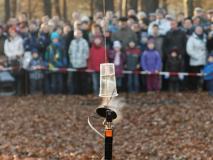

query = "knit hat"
[51,32,60,40]
[113,41,122,49]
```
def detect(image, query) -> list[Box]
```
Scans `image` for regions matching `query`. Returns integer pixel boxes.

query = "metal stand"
[96,106,117,160]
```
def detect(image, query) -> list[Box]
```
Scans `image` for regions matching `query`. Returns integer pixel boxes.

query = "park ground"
[0,93,212,160]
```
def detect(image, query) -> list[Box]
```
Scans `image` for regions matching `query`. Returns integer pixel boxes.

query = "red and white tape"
[0,67,205,77]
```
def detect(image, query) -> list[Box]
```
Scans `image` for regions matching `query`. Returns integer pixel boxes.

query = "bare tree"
[11,0,17,17]
[5,0,11,21]
[128,0,138,11]
[54,0,61,17]
[141,0,159,13]
[43,0,52,17]
[28,0,32,19]
[105,0,114,11]
[187,0,194,17]
[63,0,67,20]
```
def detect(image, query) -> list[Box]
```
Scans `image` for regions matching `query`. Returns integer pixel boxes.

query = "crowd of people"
[0,7,213,96]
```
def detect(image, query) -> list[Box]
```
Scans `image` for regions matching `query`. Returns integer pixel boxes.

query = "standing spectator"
[89,24,103,45]
[181,18,194,38]
[141,40,162,92]
[29,49,44,95]
[149,24,164,59]
[44,32,66,94]
[38,23,51,58]
[187,26,207,90]
[88,37,106,95]
[165,49,184,92]
[203,53,213,96]
[112,17,137,48]
[0,26,6,57]
[148,9,171,36]
[4,26,24,95]
[207,23,213,53]
[108,41,126,90]
[163,20,187,62]
[68,29,89,95]
[126,41,141,93]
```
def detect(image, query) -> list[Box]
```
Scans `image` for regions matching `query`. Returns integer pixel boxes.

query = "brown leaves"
[0,93,212,159]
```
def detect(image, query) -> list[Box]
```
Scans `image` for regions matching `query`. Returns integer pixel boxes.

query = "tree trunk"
[54,0,61,17]
[187,0,193,17]
[93,0,103,12]
[11,0,17,17]
[28,0,32,19]
[141,0,159,13]
[105,0,114,11]
[43,0,52,17]
[128,0,138,11]
[118,0,122,16]
[5,0,10,21]
[63,0,67,20]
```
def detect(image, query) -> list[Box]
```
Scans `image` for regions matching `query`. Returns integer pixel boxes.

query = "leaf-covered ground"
[0,93,212,160]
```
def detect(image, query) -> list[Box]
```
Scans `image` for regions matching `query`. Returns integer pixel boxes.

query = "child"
[108,41,126,89]
[29,49,44,95]
[165,49,184,92]
[44,32,67,94]
[88,37,106,95]
[203,53,213,96]
[126,41,141,93]
[141,39,162,92]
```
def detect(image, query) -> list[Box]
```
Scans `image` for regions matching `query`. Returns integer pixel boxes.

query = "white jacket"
[187,33,207,66]
[148,19,171,36]
[4,36,24,60]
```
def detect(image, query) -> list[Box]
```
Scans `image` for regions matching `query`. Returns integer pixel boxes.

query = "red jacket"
[88,44,107,72]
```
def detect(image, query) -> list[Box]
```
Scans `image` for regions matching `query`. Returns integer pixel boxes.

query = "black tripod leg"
[105,129,113,160]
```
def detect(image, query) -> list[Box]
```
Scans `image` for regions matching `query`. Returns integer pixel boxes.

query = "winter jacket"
[68,38,89,69]
[165,55,183,73]
[38,32,51,55]
[108,50,126,77]
[187,33,207,66]
[45,42,67,68]
[88,44,107,72]
[163,29,187,57]
[141,49,162,73]
[29,58,44,80]
[148,19,171,36]
[125,48,141,71]
[149,35,164,58]
[112,27,138,48]
[4,36,24,60]
[203,63,213,81]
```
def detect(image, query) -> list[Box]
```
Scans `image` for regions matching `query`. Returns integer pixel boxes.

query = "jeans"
[127,74,140,93]
[44,72,63,94]
[92,72,100,96]
[30,79,43,95]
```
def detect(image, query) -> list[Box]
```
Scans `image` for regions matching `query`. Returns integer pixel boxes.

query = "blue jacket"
[141,49,162,72]
[203,63,213,80]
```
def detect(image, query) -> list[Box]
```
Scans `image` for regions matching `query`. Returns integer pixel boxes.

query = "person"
[29,49,44,95]
[44,32,66,94]
[126,41,141,93]
[112,17,138,49]
[141,39,162,92]
[0,26,6,57]
[163,20,187,62]
[89,24,103,45]
[165,49,184,92]
[187,26,207,90]
[88,37,106,95]
[207,23,213,53]
[203,53,213,96]
[108,41,126,90]
[149,24,164,59]
[68,29,89,95]
[181,18,194,38]
[4,26,25,95]
[148,9,171,36]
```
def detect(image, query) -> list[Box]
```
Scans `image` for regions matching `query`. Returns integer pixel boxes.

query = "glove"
[48,63,55,71]
[164,72,170,79]
[178,73,185,80]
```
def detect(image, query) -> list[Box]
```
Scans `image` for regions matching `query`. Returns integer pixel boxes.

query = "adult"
[187,26,207,90]
[112,17,137,48]
[148,9,171,36]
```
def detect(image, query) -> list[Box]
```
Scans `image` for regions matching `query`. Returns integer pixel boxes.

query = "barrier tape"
[0,66,206,77]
